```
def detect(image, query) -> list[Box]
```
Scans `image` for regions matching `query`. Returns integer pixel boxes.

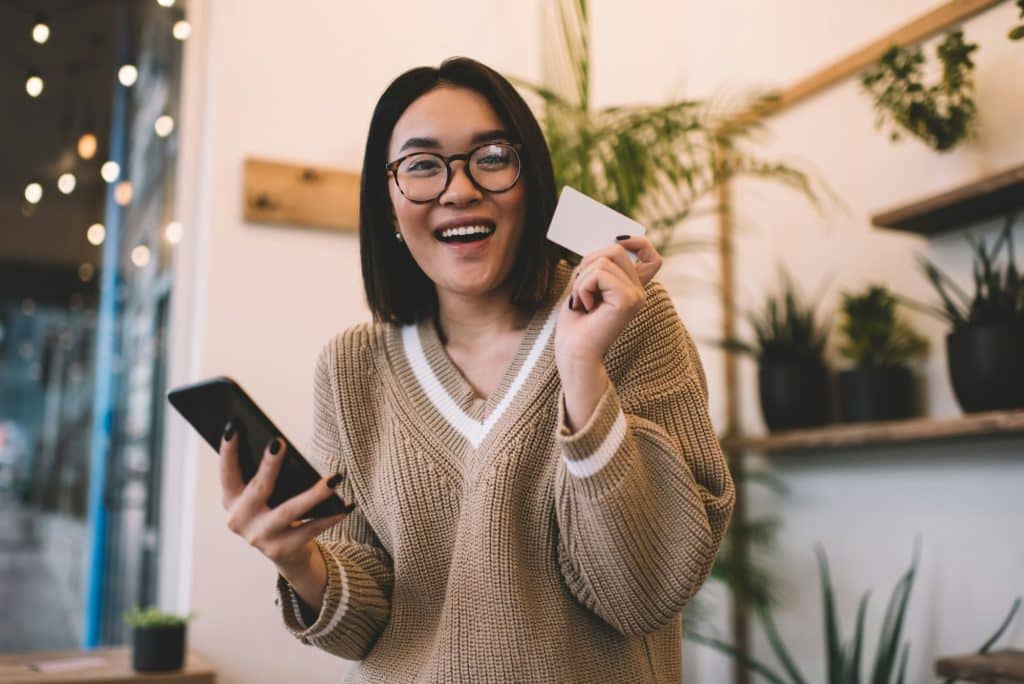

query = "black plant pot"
[132,625,186,672]
[758,359,830,432]
[947,322,1024,413]
[837,365,915,423]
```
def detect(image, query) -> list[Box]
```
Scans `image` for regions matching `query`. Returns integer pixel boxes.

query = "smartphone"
[167,376,354,519]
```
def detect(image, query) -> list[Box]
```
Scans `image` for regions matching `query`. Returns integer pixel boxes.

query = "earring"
[394,231,404,243]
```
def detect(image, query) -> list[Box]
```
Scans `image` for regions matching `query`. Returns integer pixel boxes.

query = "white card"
[546,186,646,261]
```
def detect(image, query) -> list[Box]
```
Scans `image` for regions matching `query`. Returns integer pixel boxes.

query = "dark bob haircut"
[359,56,564,325]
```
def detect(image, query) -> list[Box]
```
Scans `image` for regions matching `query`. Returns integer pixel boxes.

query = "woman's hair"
[359,56,563,325]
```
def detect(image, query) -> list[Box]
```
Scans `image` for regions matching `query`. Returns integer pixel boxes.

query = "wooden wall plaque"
[243,157,361,233]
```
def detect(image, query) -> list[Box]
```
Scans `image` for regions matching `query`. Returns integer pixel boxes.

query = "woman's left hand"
[554,235,663,368]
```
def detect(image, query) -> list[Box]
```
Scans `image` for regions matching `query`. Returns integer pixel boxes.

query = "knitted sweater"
[275,262,735,683]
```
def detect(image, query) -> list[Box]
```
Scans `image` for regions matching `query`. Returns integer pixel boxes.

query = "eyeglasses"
[385,142,522,204]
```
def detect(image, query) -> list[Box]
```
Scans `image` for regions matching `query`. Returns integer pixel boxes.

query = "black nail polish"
[327,473,343,489]
[223,420,235,441]
[615,234,631,241]
[269,438,281,455]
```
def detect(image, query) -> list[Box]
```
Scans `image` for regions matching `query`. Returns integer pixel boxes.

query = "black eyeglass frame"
[384,142,524,204]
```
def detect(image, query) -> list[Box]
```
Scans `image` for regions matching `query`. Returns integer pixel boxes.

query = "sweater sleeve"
[553,282,735,636]
[275,340,394,660]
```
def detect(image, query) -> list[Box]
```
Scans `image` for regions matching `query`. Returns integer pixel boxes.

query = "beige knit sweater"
[275,262,735,683]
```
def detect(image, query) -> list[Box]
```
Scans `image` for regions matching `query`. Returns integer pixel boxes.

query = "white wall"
[670,1,1024,682]
[163,1,544,682]
[163,1,1024,682]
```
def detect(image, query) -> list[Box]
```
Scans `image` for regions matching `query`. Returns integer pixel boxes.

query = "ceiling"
[0,0,119,274]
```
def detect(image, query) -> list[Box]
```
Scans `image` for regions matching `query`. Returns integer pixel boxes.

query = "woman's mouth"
[433,223,496,244]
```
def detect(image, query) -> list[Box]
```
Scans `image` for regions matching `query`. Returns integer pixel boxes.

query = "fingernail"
[223,420,235,441]
[615,234,631,241]
[268,438,281,455]
[327,473,343,489]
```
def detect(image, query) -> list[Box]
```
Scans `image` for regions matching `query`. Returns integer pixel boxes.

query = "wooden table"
[0,647,215,684]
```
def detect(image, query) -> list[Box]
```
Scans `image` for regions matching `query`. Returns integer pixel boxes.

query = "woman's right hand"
[218,420,348,580]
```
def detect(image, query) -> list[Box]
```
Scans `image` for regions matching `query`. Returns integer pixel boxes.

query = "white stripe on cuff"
[308,551,350,640]
[563,409,628,479]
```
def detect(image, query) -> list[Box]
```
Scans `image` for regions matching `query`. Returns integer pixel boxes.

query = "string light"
[78,133,98,160]
[131,245,151,268]
[87,223,106,246]
[24,182,43,204]
[118,64,138,87]
[26,71,44,98]
[156,0,175,6]
[58,173,76,194]
[165,221,183,244]
[154,115,175,137]
[172,20,192,40]
[100,161,120,182]
[32,15,50,44]
[78,263,96,282]
[114,180,133,205]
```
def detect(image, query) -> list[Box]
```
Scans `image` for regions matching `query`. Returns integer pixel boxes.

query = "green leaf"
[756,603,808,684]
[685,631,790,684]
[869,542,919,684]
[816,546,845,684]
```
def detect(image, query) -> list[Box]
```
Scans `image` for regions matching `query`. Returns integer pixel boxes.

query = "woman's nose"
[439,160,482,206]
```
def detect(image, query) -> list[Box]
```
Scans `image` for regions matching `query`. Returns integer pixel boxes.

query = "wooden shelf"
[721,409,1024,454]
[871,164,1024,236]
[935,649,1024,683]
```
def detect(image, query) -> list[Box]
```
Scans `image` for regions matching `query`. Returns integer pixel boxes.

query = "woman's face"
[386,86,527,301]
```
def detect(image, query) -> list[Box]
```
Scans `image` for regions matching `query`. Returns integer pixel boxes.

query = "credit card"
[546,186,646,261]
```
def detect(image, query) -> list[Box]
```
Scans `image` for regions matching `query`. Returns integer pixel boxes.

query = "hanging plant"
[859,29,978,151]
[1011,0,1024,40]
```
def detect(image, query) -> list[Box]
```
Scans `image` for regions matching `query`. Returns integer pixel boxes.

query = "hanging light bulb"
[131,245,151,268]
[78,133,98,160]
[118,64,138,87]
[154,115,175,137]
[172,20,192,40]
[114,180,133,205]
[165,221,183,244]
[156,0,175,6]
[101,161,120,183]
[26,71,44,98]
[24,182,43,204]
[58,173,77,194]
[86,223,106,246]
[32,15,50,44]
[78,263,96,282]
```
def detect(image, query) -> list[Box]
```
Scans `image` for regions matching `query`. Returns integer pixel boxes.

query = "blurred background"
[1,1,1021,683]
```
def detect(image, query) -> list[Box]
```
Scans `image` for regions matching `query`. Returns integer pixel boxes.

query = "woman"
[219,57,735,683]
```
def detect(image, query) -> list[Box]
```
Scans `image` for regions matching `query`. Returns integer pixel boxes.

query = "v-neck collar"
[395,262,571,450]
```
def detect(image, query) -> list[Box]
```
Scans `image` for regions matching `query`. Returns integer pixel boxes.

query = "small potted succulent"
[123,606,196,672]
[908,214,1024,413]
[835,285,929,423]
[715,268,832,432]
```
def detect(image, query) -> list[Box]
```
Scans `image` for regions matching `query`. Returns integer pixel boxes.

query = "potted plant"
[859,29,978,152]
[715,268,832,432]
[123,606,196,672]
[834,285,929,423]
[907,215,1024,413]
[687,542,1022,684]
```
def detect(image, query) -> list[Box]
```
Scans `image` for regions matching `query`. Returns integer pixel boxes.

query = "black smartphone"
[167,376,354,519]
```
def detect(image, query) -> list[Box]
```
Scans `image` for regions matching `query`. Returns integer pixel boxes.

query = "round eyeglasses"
[385,142,522,204]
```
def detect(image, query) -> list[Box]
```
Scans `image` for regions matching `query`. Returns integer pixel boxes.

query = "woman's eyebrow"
[398,129,511,153]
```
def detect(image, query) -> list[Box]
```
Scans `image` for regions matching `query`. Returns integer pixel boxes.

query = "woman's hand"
[554,236,662,431]
[219,423,347,584]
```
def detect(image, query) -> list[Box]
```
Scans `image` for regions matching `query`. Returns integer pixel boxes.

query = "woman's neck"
[435,286,528,348]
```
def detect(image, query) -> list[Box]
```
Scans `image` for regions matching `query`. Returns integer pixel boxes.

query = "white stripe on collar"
[401,300,562,449]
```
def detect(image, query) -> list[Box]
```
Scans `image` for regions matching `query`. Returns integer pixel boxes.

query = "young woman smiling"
[218,57,735,683]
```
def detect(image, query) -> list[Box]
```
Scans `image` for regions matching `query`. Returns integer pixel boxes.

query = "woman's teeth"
[437,224,495,243]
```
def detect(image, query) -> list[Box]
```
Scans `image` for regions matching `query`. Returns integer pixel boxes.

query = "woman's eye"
[404,158,442,174]
[476,152,510,168]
